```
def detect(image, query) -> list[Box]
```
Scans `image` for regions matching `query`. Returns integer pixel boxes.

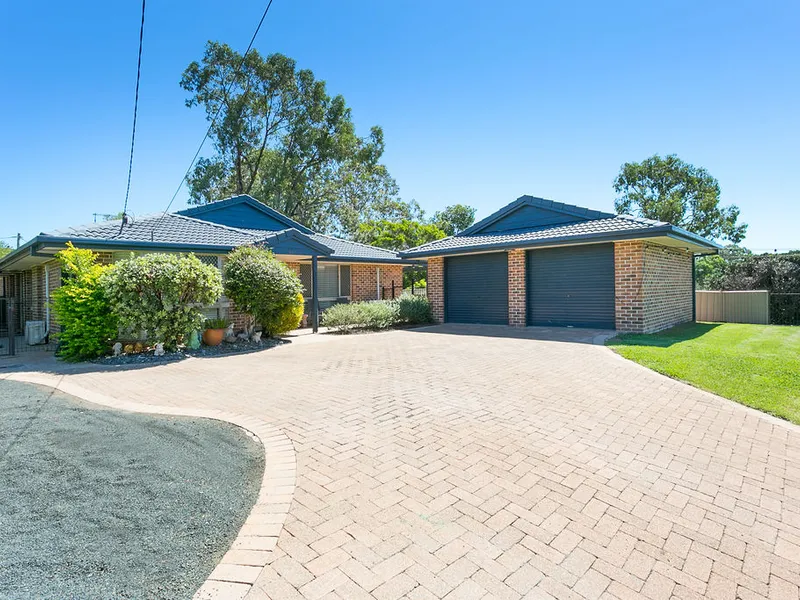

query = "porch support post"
[312,255,319,333]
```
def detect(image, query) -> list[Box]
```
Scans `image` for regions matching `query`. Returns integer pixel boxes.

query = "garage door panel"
[446,253,508,324]
[527,244,615,329]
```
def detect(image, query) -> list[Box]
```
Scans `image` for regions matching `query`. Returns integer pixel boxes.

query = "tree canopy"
[354,219,446,251]
[181,42,412,237]
[0,242,11,259]
[432,204,477,236]
[613,154,747,243]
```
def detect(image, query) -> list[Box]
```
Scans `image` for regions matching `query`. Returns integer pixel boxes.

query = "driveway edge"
[0,371,295,600]
[602,345,800,434]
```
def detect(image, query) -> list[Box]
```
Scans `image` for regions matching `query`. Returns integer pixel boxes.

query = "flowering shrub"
[223,246,304,336]
[50,243,118,361]
[102,253,222,349]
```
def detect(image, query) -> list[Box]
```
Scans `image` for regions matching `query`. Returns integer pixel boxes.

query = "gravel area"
[90,337,286,366]
[0,379,264,599]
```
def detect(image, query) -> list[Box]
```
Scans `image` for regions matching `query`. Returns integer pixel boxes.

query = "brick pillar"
[508,249,526,327]
[614,241,645,332]
[427,257,444,323]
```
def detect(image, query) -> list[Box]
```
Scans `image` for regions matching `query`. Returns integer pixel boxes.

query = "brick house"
[0,195,411,341]
[401,195,720,333]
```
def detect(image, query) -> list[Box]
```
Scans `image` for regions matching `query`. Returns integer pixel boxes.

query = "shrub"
[322,299,407,332]
[50,243,118,361]
[262,292,304,336]
[102,253,223,349]
[320,302,364,332]
[359,300,400,329]
[223,246,304,337]
[397,294,433,324]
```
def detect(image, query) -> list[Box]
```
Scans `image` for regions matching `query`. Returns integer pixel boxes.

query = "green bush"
[322,299,417,332]
[359,300,400,329]
[397,294,433,324]
[223,246,304,337]
[262,292,304,336]
[51,243,118,361]
[102,253,223,349]
[320,302,363,332]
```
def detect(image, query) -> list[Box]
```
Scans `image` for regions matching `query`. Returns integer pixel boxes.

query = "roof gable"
[176,195,314,234]
[460,195,616,236]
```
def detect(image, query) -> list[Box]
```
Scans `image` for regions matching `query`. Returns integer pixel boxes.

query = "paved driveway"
[12,325,800,599]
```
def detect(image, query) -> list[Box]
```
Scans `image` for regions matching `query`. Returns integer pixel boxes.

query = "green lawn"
[607,322,800,424]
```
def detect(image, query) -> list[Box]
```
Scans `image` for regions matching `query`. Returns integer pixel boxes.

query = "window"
[299,264,351,299]
[197,254,221,269]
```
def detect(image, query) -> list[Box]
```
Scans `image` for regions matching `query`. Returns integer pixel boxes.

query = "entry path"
[10,325,800,599]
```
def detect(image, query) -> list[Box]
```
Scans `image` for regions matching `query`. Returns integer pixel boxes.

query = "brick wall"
[46,261,61,336]
[508,249,526,327]
[427,257,444,324]
[351,264,404,302]
[615,240,693,333]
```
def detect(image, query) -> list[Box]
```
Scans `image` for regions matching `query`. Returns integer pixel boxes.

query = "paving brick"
[22,325,800,600]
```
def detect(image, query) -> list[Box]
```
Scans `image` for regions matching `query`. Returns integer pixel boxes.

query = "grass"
[607,322,800,424]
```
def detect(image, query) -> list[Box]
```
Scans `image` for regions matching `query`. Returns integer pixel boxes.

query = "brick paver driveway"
[20,325,800,599]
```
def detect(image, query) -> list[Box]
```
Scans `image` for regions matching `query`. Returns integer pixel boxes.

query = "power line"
[118,0,147,236]
[150,0,275,238]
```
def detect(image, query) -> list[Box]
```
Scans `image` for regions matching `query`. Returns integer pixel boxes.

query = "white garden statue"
[251,331,262,343]
[153,343,165,357]
[112,342,122,357]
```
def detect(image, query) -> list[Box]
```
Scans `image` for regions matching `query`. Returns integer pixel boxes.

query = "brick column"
[427,257,444,323]
[614,241,645,332]
[508,249,526,327]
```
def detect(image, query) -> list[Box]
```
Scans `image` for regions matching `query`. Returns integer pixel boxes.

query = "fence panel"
[695,290,770,324]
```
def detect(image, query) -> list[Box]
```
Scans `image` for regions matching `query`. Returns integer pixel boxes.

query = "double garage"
[444,244,616,329]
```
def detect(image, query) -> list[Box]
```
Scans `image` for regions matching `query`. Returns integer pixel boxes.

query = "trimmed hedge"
[223,246,304,336]
[102,253,223,349]
[321,295,433,332]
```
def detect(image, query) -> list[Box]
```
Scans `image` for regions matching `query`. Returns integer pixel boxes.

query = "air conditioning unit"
[25,321,47,345]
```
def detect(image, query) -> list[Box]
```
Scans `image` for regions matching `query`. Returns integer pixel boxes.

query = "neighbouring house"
[0,194,413,342]
[401,195,720,333]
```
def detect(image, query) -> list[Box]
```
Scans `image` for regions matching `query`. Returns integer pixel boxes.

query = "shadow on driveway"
[407,323,617,345]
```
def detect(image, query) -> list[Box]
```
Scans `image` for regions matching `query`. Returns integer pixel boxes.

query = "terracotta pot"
[202,328,226,346]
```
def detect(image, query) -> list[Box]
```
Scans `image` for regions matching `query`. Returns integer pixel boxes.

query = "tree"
[432,204,476,236]
[223,246,304,336]
[0,242,11,259]
[354,219,446,251]
[613,154,747,243]
[695,245,752,290]
[181,42,412,237]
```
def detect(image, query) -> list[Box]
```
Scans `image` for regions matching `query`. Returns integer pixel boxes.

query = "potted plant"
[202,317,230,346]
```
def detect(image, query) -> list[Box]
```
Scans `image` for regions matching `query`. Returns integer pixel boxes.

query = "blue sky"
[1,1,797,251]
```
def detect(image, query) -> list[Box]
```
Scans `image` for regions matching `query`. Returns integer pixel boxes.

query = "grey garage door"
[445,253,508,324]
[527,244,615,329]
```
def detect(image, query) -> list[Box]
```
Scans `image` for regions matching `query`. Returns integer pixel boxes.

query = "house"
[0,195,412,339]
[401,195,720,333]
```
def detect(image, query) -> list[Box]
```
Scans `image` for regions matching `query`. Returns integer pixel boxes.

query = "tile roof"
[309,234,404,262]
[402,215,668,256]
[44,213,265,248]
[41,213,408,261]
